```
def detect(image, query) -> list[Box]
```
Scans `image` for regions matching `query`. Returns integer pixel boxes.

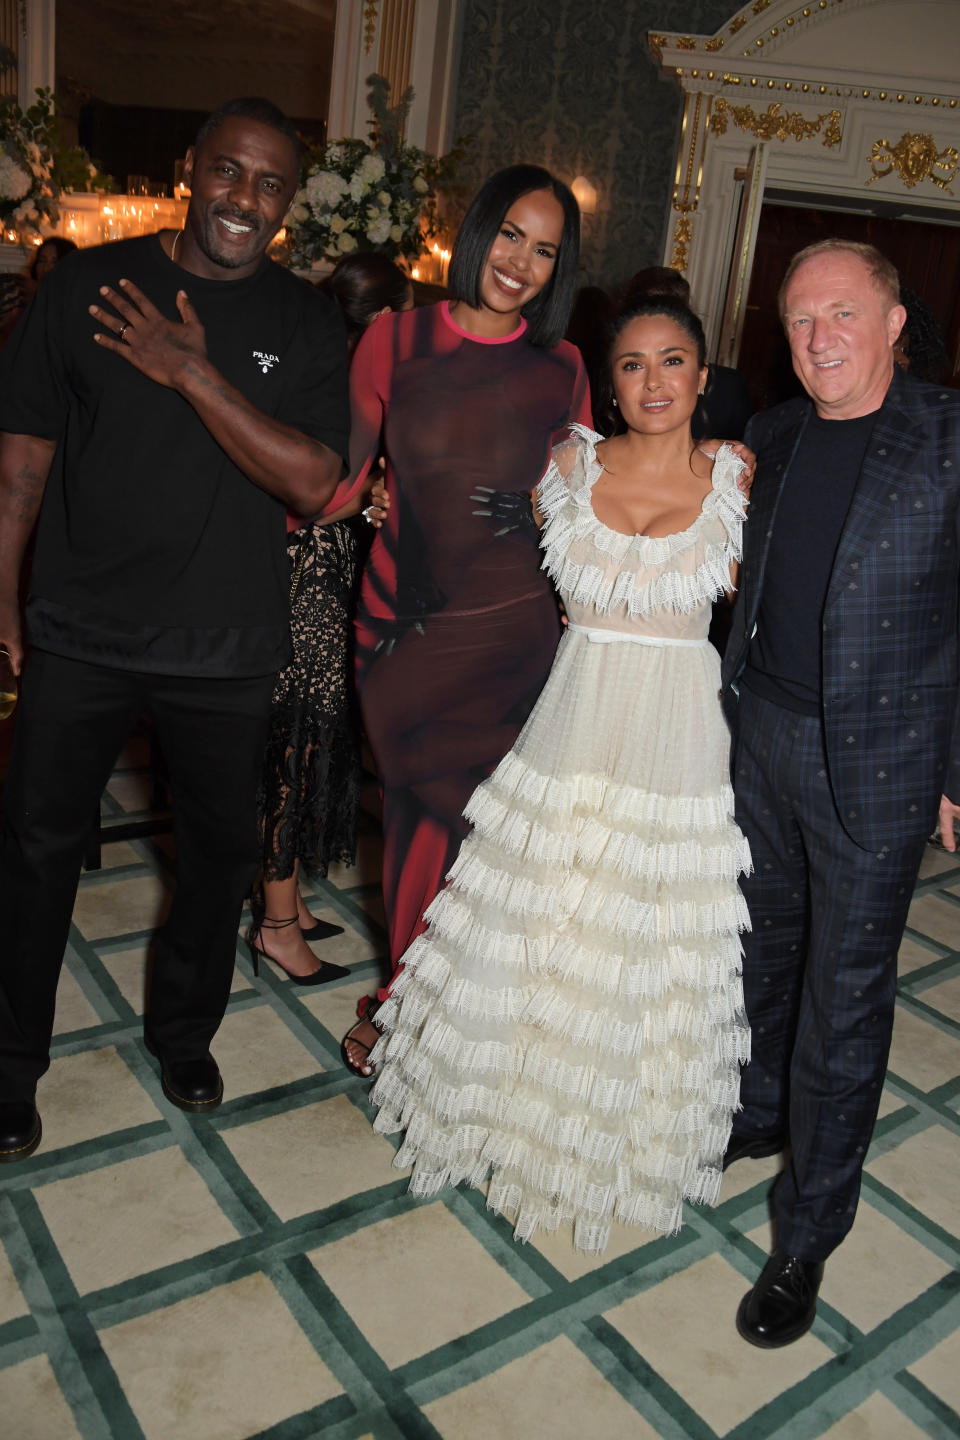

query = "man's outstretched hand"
[90,280,207,389]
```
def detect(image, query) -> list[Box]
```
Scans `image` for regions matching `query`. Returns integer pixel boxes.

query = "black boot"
[0,1101,42,1162]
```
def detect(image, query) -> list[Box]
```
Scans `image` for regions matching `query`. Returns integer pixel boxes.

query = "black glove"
[470,486,539,542]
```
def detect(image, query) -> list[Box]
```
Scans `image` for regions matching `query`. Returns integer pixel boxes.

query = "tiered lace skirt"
[369,627,752,1252]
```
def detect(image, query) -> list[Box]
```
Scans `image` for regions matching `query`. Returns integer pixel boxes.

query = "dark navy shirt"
[744,408,878,715]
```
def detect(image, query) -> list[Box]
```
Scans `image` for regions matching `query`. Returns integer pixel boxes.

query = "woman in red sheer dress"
[339,166,591,1073]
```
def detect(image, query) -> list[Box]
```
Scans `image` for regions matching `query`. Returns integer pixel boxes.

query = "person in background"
[249,253,412,982]
[721,239,960,1347]
[322,252,413,344]
[0,97,349,1159]
[893,285,950,384]
[622,267,752,442]
[0,240,78,348]
[336,165,592,1077]
[30,237,78,286]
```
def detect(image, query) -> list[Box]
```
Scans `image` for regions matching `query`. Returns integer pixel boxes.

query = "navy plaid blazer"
[722,367,960,855]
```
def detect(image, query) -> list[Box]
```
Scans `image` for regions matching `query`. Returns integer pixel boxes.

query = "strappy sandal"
[340,1006,382,1078]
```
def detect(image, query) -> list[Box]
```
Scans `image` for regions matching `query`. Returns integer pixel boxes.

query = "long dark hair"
[447,164,580,348]
[595,295,707,437]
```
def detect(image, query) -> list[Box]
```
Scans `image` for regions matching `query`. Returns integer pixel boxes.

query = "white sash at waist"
[567,623,709,649]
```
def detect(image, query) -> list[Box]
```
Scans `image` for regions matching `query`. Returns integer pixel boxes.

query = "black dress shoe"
[144,1036,223,1112]
[722,1131,785,1170]
[736,1250,824,1348]
[0,1101,42,1162]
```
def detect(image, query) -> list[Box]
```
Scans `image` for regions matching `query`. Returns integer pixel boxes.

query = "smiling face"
[477,187,564,322]
[782,251,906,419]
[181,116,298,280]
[612,312,708,435]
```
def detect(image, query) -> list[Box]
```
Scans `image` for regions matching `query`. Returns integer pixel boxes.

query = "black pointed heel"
[248,915,349,986]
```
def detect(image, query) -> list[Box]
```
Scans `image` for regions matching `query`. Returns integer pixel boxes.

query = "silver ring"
[362,506,376,524]
[119,323,129,341]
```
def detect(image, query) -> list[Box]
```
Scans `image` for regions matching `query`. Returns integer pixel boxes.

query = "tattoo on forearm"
[7,463,46,523]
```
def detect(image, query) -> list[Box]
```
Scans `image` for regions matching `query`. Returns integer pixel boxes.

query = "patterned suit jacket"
[722,367,960,854]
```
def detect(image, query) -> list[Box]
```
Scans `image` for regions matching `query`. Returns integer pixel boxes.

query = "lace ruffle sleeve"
[540,436,747,617]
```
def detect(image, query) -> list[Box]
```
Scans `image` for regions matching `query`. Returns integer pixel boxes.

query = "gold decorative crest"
[730,15,748,33]
[710,98,842,148]
[866,133,959,193]
[677,36,697,50]
[753,0,772,12]
[705,36,725,51]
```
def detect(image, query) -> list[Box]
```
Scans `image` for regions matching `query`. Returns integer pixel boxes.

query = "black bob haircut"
[447,165,580,349]
[194,97,301,171]
[596,295,707,437]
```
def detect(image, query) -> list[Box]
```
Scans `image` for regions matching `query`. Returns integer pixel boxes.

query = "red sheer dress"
[340,302,590,996]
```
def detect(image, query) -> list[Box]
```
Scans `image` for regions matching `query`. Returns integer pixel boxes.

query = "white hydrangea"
[329,215,346,234]
[348,172,366,202]
[359,152,386,184]
[290,203,309,223]
[413,174,429,194]
[0,155,32,203]
[366,217,392,245]
[337,232,357,253]
[305,170,347,209]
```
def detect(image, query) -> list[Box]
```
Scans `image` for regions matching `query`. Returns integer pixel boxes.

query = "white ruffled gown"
[369,427,752,1253]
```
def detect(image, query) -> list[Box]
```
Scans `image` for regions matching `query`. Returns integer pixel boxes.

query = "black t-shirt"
[744,408,878,715]
[0,235,349,677]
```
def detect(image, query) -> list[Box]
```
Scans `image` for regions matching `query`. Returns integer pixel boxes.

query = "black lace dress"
[257,516,361,881]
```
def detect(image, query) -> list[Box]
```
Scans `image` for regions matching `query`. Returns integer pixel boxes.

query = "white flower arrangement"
[0,83,112,238]
[286,74,459,269]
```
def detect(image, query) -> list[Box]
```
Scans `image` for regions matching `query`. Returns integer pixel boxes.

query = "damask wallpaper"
[452,0,737,287]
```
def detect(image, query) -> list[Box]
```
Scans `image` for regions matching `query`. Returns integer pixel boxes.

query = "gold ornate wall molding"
[667,90,710,273]
[363,1,381,54]
[710,97,841,147]
[651,0,960,359]
[866,132,959,193]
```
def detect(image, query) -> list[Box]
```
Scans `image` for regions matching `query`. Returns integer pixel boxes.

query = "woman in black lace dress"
[249,255,412,983]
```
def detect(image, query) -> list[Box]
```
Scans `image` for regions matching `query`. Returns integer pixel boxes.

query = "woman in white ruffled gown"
[369,297,752,1253]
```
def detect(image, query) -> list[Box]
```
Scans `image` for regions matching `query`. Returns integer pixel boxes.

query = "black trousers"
[0,649,276,1100]
[731,686,926,1262]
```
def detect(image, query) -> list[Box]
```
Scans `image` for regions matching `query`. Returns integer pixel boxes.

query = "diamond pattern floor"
[1,742,959,1439]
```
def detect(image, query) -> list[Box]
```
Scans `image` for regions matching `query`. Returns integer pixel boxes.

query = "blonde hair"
[778,239,900,320]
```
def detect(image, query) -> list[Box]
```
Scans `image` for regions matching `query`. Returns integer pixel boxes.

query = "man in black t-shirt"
[0,98,349,1159]
[721,240,960,1347]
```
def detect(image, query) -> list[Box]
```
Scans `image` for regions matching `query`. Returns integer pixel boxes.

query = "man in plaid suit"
[721,239,960,1347]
